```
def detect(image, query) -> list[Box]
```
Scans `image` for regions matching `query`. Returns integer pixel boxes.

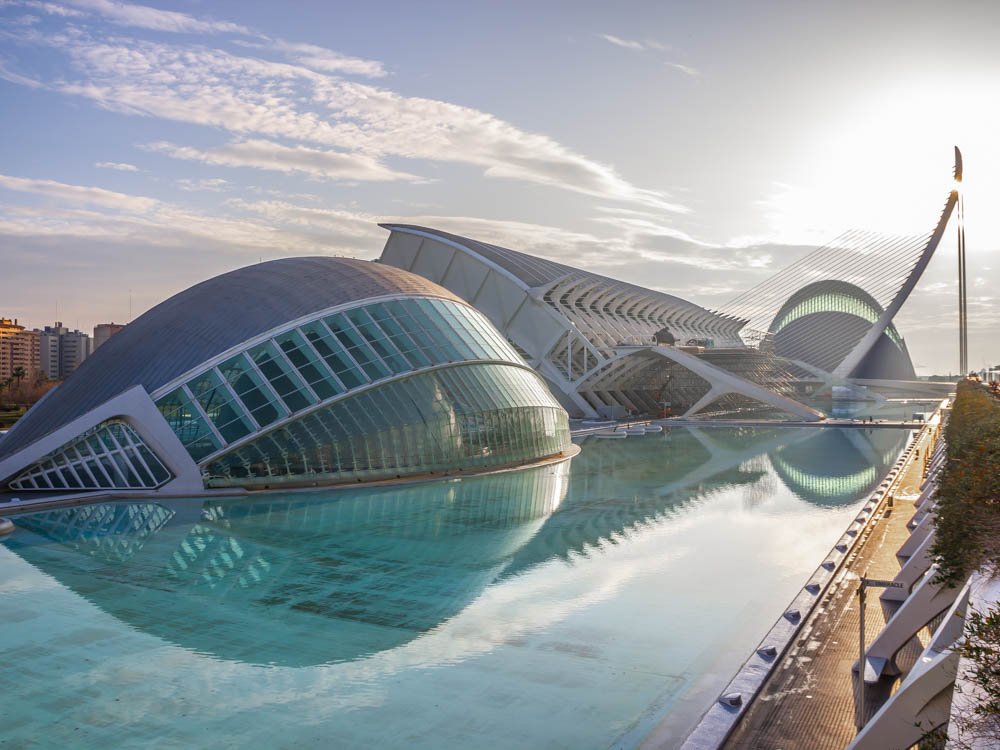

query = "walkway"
[658,418,926,430]
[721,421,937,749]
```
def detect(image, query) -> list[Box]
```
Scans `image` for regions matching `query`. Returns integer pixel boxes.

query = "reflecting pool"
[0,425,909,749]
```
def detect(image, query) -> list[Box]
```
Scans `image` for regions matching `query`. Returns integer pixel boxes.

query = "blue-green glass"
[155,387,221,461]
[324,315,390,381]
[300,321,366,389]
[248,341,316,413]
[205,364,569,487]
[187,369,256,444]
[417,299,476,360]
[370,303,432,368]
[274,329,343,401]
[218,354,284,428]
[345,307,411,374]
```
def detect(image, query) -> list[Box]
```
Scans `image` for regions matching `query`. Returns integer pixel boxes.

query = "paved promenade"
[721,422,936,749]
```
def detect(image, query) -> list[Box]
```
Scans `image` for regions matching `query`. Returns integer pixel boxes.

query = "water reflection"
[4,426,907,669]
[770,428,907,505]
[6,461,568,667]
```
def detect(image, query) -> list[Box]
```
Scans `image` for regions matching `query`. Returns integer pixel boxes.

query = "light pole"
[857,581,865,732]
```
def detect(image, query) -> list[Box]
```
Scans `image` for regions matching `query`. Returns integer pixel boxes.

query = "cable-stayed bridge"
[379,150,967,420]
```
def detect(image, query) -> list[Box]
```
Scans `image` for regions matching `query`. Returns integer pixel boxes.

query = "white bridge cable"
[720,229,933,356]
[725,231,929,327]
[732,231,929,313]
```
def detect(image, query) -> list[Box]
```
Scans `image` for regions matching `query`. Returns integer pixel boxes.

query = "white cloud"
[237,38,387,78]
[0,184,357,255]
[95,160,138,171]
[145,139,424,183]
[57,0,387,81]
[175,177,228,192]
[600,34,697,76]
[25,33,686,211]
[0,57,44,88]
[61,0,252,35]
[667,62,699,77]
[601,34,645,51]
[0,173,157,211]
[591,210,706,246]
[228,199,380,241]
[17,1,88,18]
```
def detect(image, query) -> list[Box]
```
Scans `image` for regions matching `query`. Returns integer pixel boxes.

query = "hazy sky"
[1,0,998,374]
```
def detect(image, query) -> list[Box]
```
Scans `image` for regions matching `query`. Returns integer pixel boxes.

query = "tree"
[0,376,12,406]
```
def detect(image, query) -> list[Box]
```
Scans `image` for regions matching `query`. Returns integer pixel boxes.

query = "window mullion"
[317,318,369,386]
[182,383,229,450]
[216,366,261,431]
[296,326,346,392]
[271,339,322,403]
[104,423,149,486]
[340,314,391,377]
[242,355,291,419]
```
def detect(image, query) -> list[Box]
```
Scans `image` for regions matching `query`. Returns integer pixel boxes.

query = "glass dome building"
[0,258,573,497]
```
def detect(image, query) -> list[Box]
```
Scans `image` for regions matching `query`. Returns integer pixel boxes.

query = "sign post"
[856,576,906,732]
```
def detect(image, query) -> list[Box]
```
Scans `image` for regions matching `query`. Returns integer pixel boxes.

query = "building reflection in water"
[4,426,907,667]
[7,461,568,667]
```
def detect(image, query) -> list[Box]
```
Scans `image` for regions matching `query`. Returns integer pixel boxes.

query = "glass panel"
[409,300,465,361]
[275,329,344,401]
[45,470,67,489]
[385,300,448,362]
[187,369,256,444]
[424,299,478,360]
[324,314,390,381]
[128,454,156,487]
[248,341,316,413]
[219,354,284,428]
[138,444,171,484]
[205,364,570,488]
[59,467,81,489]
[373,304,431,369]
[344,307,411,374]
[156,388,222,461]
[300,321,366,390]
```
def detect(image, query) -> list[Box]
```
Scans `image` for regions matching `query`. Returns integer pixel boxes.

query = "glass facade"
[204,363,570,488]
[153,297,526,466]
[9,420,173,492]
[151,296,568,486]
[771,291,903,346]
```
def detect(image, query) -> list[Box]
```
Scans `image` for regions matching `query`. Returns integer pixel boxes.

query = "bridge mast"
[955,146,968,375]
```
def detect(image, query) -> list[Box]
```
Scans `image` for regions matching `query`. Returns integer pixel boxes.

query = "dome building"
[767,280,916,380]
[0,258,573,498]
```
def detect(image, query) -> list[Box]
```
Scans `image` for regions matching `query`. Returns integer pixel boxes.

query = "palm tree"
[11,366,25,389]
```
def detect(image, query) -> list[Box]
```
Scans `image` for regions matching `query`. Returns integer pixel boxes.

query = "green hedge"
[932,381,1000,587]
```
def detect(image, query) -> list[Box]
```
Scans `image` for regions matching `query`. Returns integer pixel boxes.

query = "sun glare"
[760,74,1000,252]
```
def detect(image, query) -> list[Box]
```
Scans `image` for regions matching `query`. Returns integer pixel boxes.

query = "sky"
[1,0,998,375]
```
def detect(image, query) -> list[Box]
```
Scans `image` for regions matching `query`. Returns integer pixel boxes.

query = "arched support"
[639,345,825,421]
[847,653,958,750]
[881,528,935,602]
[847,580,970,750]
[833,186,959,378]
[683,385,728,417]
[857,564,961,682]
[897,510,936,560]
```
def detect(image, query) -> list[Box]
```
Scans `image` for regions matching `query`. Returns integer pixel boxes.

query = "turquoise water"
[0,426,908,749]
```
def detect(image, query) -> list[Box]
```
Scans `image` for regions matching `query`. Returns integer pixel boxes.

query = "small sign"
[861,578,905,588]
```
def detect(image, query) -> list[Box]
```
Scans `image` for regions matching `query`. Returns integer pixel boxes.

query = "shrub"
[932,381,1000,587]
